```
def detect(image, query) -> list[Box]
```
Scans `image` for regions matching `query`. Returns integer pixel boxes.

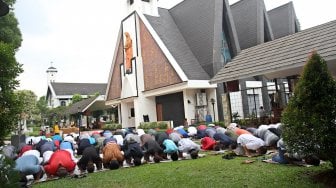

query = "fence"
[227,81,293,125]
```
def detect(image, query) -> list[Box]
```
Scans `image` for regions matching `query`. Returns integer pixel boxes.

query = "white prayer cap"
[258,125,269,130]
[227,123,238,130]
[25,136,35,145]
[71,132,79,139]
[137,129,145,137]
[32,136,41,145]
[64,135,75,143]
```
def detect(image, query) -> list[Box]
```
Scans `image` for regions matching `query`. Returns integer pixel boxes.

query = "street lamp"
[77,107,81,136]
[0,0,9,17]
[210,98,216,122]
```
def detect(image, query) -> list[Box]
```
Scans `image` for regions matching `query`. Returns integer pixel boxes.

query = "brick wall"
[139,19,182,91]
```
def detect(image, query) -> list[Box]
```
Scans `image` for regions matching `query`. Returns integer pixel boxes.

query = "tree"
[0,0,23,141]
[36,96,49,124]
[15,90,38,124]
[72,93,83,104]
[0,42,23,141]
[282,52,336,173]
[0,0,22,49]
[45,106,67,126]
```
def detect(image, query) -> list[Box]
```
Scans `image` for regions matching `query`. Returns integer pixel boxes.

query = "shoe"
[222,154,234,160]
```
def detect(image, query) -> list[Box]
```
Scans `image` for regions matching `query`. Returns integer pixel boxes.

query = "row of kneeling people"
[1,128,203,185]
[2,122,320,186]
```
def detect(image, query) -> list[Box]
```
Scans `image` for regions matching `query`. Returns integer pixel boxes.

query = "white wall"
[134,96,157,127]
[120,101,134,128]
[183,88,217,124]
[183,89,198,125]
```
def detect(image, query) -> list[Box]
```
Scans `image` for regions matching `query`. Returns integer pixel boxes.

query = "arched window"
[60,101,66,106]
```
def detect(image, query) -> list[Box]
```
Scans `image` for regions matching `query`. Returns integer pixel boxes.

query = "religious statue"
[124,32,133,73]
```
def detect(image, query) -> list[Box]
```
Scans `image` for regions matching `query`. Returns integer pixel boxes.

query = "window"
[142,0,150,2]
[129,0,134,5]
[60,101,66,106]
[247,94,260,116]
[221,32,232,64]
[130,108,135,117]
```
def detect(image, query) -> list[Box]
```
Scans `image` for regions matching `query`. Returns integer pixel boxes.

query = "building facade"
[106,0,307,128]
[45,65,107,108]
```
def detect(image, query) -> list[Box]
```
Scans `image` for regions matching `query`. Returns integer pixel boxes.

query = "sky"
[13,0,336,98]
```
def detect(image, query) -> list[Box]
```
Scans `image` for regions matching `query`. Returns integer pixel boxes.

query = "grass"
[33,155,331,188]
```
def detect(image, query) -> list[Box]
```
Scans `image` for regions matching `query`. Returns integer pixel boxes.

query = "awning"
[66,95,110,115]
[210,20,336,84]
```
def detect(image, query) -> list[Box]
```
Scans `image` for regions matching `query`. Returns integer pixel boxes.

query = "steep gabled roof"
[230,0,274,50]
[145,8,210,80]
[168,0,218,77]
[268,2,300,39]
[50,82,107,96]
[210,20,336,83]
[165,0,240,77]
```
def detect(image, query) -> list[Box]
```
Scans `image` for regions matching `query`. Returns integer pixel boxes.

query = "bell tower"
[127,0,159,17]
[46,62,57,83]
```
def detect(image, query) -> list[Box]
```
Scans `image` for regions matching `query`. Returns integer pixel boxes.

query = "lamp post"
[77,107,81,136]
[0,0,9,17]
[210,98,216,122]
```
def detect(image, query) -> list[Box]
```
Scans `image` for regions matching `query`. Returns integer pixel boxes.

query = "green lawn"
[33,155,331,188]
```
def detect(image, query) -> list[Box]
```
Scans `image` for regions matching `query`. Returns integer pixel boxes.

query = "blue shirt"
[177,128,188,138]
[15,155,41,175]
[52,134,62,142]
[60,141,74,151]
[213,133,233,145]
[163,139,178,154]
[88,137,96,145]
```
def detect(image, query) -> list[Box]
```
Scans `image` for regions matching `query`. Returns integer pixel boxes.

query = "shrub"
[158,122,168,129]
[103,123,122,131]
[281,52,336,174]
[0,151,21,187]
[149,122,157,129]
[214,121,225,128]
[139,121,169,130]
[138,122,149,129]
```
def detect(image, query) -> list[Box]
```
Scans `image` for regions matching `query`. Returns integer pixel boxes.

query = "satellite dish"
[0,0,9,17]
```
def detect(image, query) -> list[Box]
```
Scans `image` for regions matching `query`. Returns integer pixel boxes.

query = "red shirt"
[166,129,174,135]
[19,145,33,157]
[44,150,76,176]
[198,125,207,131]
[201,137,216,150]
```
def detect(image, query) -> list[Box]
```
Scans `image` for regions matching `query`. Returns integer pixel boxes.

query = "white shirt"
[187,126,197,136]
[43,151,53,164]
[113,135,124,146]
[237,134,265,150]
[178,138,200,153]
[22,149,43,164]
[137,129,145,137]
[216,127,226,134]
